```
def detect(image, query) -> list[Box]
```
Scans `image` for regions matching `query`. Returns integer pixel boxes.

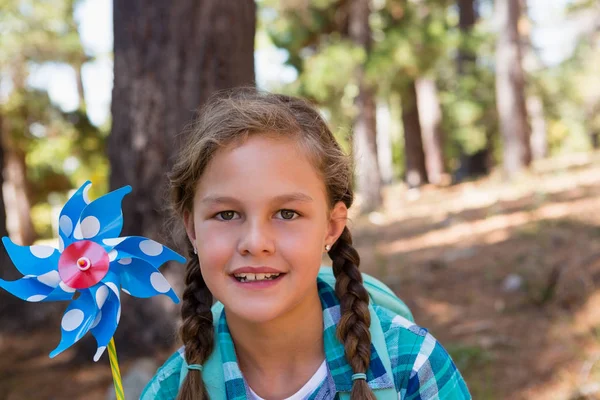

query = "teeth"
[234,272,281,282]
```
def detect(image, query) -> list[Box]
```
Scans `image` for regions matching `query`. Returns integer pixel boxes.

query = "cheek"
[274,220,325,260]
[195,223,236,271]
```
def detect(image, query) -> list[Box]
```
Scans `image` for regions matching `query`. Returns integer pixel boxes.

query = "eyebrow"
[200,192,314,205]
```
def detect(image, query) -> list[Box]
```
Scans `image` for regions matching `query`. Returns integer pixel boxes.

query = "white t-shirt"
[248,360,328,400]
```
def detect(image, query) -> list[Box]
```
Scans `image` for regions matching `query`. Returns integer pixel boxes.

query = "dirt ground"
[2,152,600,400]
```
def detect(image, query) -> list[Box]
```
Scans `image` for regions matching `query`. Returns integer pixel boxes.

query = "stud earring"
[193,247,197,255]
[325,244,331,252]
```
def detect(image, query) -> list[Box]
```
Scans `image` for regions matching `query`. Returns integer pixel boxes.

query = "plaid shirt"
[142,278,471,399]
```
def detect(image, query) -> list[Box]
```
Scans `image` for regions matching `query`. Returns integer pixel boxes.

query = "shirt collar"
[218,277,394,399]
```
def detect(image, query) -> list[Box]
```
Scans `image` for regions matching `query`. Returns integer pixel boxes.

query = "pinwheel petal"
[119,258,179,303]
[42,281,77,302]
[107,236,186,268]
[59,181,92,249]
[73,186,131,241]
[90,288,120,362]
[0,276,53,302]
[100,269,121,299]
[2,237,59,276]
[49,289,98,358]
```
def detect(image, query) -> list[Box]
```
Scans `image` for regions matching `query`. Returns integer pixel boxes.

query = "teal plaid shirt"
[142,278,471,399]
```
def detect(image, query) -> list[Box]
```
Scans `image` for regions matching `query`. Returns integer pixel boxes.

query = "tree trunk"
[376,101,394,185]
[3,149,36,246]
[495,0,531,177]
[349,0,382,213]
[1,65,37,247]
[401,80,428,188]
[109,0,255,356]
[458,0,477,74]
[416,77,445,185]
[527,95,547,160]
[74,61,86,111]
[0,113,20,320]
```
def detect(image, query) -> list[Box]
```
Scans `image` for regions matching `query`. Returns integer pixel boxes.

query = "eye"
[277,209,299,220]
[215,211,238,221]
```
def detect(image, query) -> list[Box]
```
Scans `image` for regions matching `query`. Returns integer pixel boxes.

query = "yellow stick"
[108,337,125,400]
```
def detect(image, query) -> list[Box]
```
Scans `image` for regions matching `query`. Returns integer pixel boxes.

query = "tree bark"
[416,77,445,185]
[527,95,547,160]
[109,0,255,356]
[0,112,21,320]
[3,149,36,246]
[495,0,531,177]
[1,64,37,247]
[402,80,428,188]
[349,0,382,213]
[458,0,477,74]
[376,101,394,185]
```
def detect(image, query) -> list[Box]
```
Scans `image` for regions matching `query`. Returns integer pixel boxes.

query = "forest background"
[1,0,600,399]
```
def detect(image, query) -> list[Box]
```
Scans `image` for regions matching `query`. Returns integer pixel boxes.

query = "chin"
[223,299,288,324]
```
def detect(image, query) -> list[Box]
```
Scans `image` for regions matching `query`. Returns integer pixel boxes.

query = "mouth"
[232,272,285,283]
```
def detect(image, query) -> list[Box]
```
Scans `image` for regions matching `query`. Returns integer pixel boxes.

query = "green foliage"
[0,0,108,239]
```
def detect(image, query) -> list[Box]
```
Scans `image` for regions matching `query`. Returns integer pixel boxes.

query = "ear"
[183,209,197,248]
[324,201,348,252]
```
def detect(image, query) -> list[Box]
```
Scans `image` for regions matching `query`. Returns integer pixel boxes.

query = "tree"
[402,80,428,188]
[458,0,477,74]
[0,111,19,323]
[372,0,451,187]
[495,0,531,177]
[349,0,382,212]
[109,0,256,355]
[416,77,445,185]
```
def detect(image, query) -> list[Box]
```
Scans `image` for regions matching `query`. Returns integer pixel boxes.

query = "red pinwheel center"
[58,240,110,290]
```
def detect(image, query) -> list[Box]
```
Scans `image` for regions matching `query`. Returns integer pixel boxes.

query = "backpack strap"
[337,303,398,400]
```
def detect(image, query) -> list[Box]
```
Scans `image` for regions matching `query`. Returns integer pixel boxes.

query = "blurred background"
[1,0,600,399]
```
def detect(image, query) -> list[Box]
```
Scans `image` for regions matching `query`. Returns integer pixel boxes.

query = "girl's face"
[184,134,347,323]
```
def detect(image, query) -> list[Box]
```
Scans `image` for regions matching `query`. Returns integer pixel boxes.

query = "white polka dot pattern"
[139,240,163,256]
[37,271,61,287]
[150,272,170,293]
[93,346,106,362]
[90,311,102,329]
[83,184,92,205]
[30,245,54,259]
[103,237,126,246]
[105,282,120,297]
[59,281,76,293]
[96,286,109,308]
[61,309,84,331]
[81,216,101,239]
[59,215,73,237]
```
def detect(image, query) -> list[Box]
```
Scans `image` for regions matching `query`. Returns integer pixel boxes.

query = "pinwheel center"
[58,240,110,290]
[77,257,91,271]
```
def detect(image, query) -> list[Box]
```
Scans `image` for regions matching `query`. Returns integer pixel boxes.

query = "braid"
[176,245,214,400]
[329,226,377,400]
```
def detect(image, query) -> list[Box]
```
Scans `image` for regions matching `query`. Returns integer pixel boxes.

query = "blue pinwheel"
[0,181,185,362]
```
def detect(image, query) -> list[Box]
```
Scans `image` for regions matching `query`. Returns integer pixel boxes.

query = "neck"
[225,286,325,399]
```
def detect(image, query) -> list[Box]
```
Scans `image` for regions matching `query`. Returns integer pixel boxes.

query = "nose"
[237,218,275,256]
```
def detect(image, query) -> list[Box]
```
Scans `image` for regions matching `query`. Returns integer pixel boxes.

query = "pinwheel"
[0,181,185,399]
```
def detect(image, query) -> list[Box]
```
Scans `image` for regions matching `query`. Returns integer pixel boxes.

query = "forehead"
[195,134,327,204]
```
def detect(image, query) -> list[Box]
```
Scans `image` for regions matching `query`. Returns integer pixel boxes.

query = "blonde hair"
[168,88,376,400]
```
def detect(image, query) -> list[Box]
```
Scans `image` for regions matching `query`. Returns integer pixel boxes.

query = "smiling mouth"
[232,272,284,282]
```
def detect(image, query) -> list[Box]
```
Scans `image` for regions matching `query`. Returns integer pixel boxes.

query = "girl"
[142,89,471,400]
